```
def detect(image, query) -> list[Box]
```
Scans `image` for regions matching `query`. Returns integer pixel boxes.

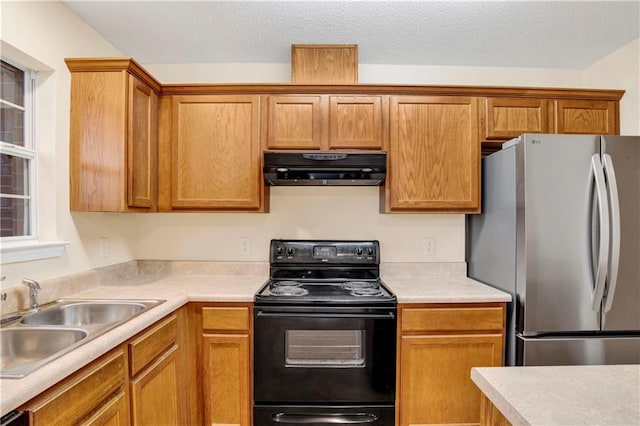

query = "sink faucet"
[22,278,41,312]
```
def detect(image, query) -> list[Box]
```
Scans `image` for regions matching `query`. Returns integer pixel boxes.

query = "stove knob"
[276,246,284,255]
[367,247,374,256]
[286,247,295,256]
[356,248,363,256]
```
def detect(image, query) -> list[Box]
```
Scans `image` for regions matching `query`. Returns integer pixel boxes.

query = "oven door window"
[285,330,365,367]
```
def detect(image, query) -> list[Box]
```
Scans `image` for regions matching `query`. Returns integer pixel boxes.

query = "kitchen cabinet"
[479,394,512,426]
[192,303,252,426]
[263,95,385,150]
[21,348,130,425]
[397,304,505,426]
[66,58,159,212]
[384,96,480,213]
[554,99,617,134]
[163,95,265,211]
[128,312,185,426]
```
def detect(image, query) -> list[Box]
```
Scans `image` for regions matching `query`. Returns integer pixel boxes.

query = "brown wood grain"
[555,100,616,134]
[202,333,251,426]
[130,345,181,426]
[170,95,263,210]
[328,96,384,149]
[202,306,250,332]
[402,307,504,333]
[65,57,161,93]
[266,95,323,149]
[386,96,480,212]
[156,95,173,211]
[82,391,129,426]
[480,393,513,426]
[23,349,128,425]
[291,44,358,84]
[128,314,177,377]
[483,97,550,140]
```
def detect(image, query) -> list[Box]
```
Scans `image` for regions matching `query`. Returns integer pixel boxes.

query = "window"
[0,58,67,264]
[1,59,35,240]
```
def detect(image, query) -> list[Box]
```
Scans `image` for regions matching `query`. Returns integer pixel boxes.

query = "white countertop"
[0,261,510,415]
[472,365,640,425]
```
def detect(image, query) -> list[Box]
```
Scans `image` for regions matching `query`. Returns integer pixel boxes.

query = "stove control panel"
[270,240,379,264]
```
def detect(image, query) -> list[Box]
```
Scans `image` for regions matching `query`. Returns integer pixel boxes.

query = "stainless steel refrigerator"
[467,134,640,366]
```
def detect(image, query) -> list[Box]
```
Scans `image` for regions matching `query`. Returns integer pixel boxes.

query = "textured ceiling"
[63,1,640,69]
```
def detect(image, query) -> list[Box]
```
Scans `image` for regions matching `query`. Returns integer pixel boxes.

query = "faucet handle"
[22,278,41,292]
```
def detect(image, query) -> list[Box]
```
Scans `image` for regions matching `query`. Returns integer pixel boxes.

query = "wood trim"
[65,57,162,93]
[159,83,624,100]
[480,393,512,426]
[128,313,178,377]
[202,306,250,332]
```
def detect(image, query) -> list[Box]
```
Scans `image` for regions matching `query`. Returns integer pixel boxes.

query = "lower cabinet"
[397,304,506,426]
[21,349,130,425]
[193,303,252,426]
[20,307,189,426]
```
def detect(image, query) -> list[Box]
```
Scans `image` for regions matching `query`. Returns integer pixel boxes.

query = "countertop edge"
[471,367,530,426]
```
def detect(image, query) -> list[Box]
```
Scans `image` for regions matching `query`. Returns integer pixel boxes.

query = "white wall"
[0,2,136,287]
[583,38,640,135]
[1,1,638,287]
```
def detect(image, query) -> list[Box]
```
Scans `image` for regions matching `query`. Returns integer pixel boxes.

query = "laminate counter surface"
[472,364,640,425]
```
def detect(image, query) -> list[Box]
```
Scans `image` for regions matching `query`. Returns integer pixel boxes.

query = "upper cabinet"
[263,94,385,150]
[67,58,624,214]
[555,99,617,134]
[66,58,160,212]
[160,95,264,211]
[384,96,480,213]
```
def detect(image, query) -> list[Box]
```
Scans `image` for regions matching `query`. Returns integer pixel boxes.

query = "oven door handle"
[256,311,395,319]
[271,412,378,424]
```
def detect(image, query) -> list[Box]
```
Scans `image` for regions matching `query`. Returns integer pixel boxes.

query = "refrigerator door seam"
[590,154,610,312]
[602,153,621,315]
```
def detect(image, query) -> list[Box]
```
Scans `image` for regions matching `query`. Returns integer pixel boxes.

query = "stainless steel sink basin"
[0,298,164,378]
[0,328,88,378]
[21,301,148,326]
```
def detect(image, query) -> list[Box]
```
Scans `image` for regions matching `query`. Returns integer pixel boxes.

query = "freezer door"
[518,335,640,366]
[600,136,640,331]
[519,134,601,334]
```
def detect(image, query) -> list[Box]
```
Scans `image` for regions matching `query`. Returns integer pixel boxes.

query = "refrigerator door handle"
[591,154,609,312]
[602,153,620,314]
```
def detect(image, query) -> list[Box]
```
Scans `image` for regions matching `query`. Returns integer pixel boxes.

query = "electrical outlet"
[423,237,436,257]
[99,238,110,258]
[239,237,251,256]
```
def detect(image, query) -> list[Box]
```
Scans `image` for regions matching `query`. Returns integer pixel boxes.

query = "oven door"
[254,404,395,425]
[254,306,397,403]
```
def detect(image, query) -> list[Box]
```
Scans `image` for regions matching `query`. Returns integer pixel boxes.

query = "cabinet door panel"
[172,95,261,209]
[202,333,251,426]
[130,346,180,426]
[83,391,129,426]
[127,75,157,208]
[388,96,479,211]
[555,100,616,134]
[399,334,503,426]
[483,97,549,140]
[329,96,384,149]
[267,96,323,149]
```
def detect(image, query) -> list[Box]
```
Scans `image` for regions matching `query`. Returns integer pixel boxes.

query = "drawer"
[402,306,503,333]
[202,306,250,332]
[24,349,126,424]
[129,314,177,376]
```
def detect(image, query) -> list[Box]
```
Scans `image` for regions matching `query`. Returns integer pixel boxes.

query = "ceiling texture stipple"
[63,1,640,69]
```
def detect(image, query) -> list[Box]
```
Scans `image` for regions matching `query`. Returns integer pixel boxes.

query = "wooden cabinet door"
[387,96,480,212]
[266,95,323,149]
[202,334,251,426]
[127,75,157,209]
[130,346,180,426]
[482,97,550,140]
[83,391,130,426]
[328,96,384,149]
[171,95,262,210]
[555,100,617,134]
[398,334,503,426]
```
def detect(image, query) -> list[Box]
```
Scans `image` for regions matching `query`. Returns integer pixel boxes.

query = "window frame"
[0,58,37,242]
[0,57,68,264]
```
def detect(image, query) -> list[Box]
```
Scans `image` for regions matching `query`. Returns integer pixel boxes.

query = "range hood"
[263,151,386,186]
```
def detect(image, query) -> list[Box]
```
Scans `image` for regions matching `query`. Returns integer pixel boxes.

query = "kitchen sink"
[0,328,88,378]
[21,301,149,326]
[0,298,164,378]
